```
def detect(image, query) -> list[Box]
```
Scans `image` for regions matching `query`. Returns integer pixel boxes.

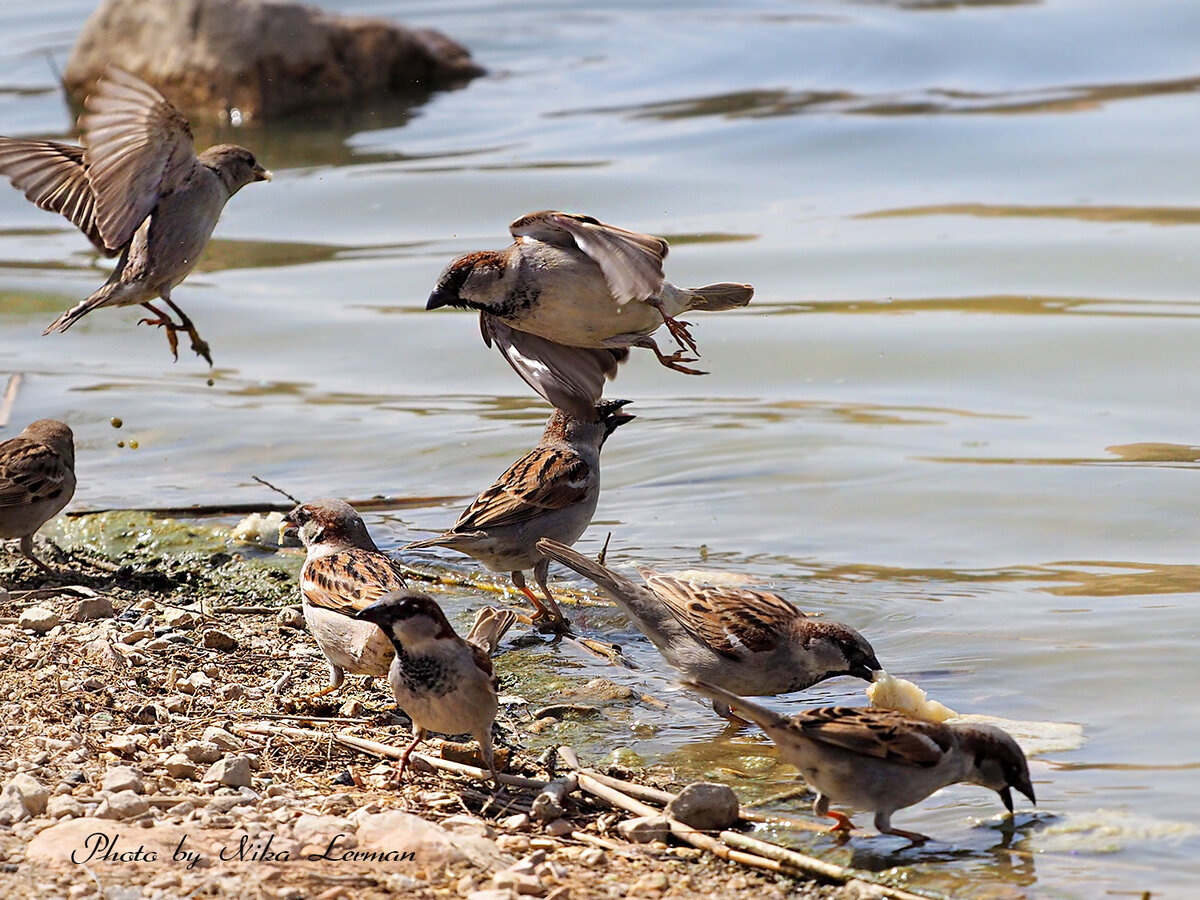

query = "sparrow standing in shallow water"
[0,419,76,573]
[426,211,753,420]
[537,539,882,719]
[683,679,1035,843]
[0,67,270,363]
[281,498,408,698]
[404,400,635,633]
[356,590,514,783]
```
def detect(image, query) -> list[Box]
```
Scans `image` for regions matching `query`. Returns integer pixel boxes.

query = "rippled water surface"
[3,1,1200,896]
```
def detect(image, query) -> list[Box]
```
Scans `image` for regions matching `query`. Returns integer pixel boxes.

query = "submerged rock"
[65,0,485,121]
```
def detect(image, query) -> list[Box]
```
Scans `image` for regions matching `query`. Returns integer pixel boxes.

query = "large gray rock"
[0,774,49,824]
[65,0,484,121]
[664,782,740,832]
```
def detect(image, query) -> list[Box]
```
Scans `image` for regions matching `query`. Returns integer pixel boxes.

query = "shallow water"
[3,1,1200,896]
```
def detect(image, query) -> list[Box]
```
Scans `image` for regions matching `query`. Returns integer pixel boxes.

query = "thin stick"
[252,475,301,505]
[0,374,20,429]
[232,722,548,790]
[596,531,612,566]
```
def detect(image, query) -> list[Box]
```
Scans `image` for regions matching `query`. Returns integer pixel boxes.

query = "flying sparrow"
[356,590,514,783]
[683,679,1036,843]
[404,400,635,632]
[0,67,270,364]
[426,211,753,420]
[0,419,76,573]
[281,498,409,698]
[537,539,881,718]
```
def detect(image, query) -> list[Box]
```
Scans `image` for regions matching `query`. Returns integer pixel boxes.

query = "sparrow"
[537,539,881,719]
[404,400,635,633]
[0,66,270,364]
[426,211,753,420]
[280,498,409,698]
[0,419,76,573]
[356,590,514,783]
[683,679,1036,844]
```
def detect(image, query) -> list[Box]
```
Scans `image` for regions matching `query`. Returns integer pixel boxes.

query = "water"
[2,1,1199,895]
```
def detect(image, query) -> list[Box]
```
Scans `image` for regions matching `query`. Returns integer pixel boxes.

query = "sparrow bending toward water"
[537,539,881,719]
[404,400,634,633]
[0,67,270,364]
[427,211,753,420]
[0,419,76,573]
[356,590,515,783]
[281,498,408,698]
[683,679,1035,843]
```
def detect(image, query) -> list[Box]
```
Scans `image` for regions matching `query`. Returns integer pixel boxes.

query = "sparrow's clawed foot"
[649,298,699,354]
[633,335,707,375]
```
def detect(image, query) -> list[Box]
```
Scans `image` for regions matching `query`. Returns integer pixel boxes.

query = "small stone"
[468,892,517,900]
[200,728,242,751]
[164,609,199,630]
[0,773,49,823]
[218,683,245,701]
[70,595,115,622]
[616,815,670,844]
[276,607,305,629]
[629,873,669,896]
[543,818,573,837]
[95,789,150,820]
[500,813,530,832]
[46,795,85,819]
[107,735,139,758]
[580,848,606,867]
[201,629,238,651]
[164,754,199,780]
[665,782,740,832]
[120,628,154,644]
[202,756,252,788]
[492,871,545,896]
[293,813,355,849]
[18,606,59,634]
[101,766,144,794]
[178,672,211,694]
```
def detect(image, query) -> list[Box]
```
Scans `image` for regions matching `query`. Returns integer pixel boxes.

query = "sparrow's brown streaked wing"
[0,139,111,254]
[79,67,198,250]
[789,707,953,768]
[452,447,590,532]
[510,210,668,305]
[481,314,624,422]
[638,568,802,659]
[0,438,72,508]
[301,548,409,617]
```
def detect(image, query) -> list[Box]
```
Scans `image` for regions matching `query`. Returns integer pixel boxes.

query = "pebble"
[202,756,252,788]
[276,607,305,629]
[178,672,212,694]
[543,818,573,837]
[218,683,245,701]
[665,782,740,831]
[46,795,85,819]
[0,773,49,824]
[580,848,606,867]
[17,607,59,635]
[164,609,199,630]
[95,789,150,820]
[629,873,669,896]
[201,727,242,751]
[492,870,545,896]
[70,595,114,622]
[107,735,139,757]
[201,629,239,651]
[120,628,154,645]
[616,815,670,844]
[101,766,144,794]
[164,754,199,780]
[500,813,531,832]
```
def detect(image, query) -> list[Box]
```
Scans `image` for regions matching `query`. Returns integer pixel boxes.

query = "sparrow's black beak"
[1015,777,1036,806]
[278,511,300,544]
[850,661,883,682]
[999,786,1014,814]
[355,599,385,624]
[426,288,456,310]
[253,164,272,182]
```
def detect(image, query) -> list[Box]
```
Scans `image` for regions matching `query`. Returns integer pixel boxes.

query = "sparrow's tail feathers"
[537,538,642,598]
[466,606,518,656]
[685,282,754,312]
[679,678,788,730]
[402,535,453,551]
[43,282,126,334]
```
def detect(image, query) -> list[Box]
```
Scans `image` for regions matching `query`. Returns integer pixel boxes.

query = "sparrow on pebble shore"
[0,67,270,363]
[426,211,753,419]
[537,539,882,718]
[683,679,1036,843]
[281,498,408,698]
[356,590,514,783]
[404,400,634,633]
[0,419,76,573]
